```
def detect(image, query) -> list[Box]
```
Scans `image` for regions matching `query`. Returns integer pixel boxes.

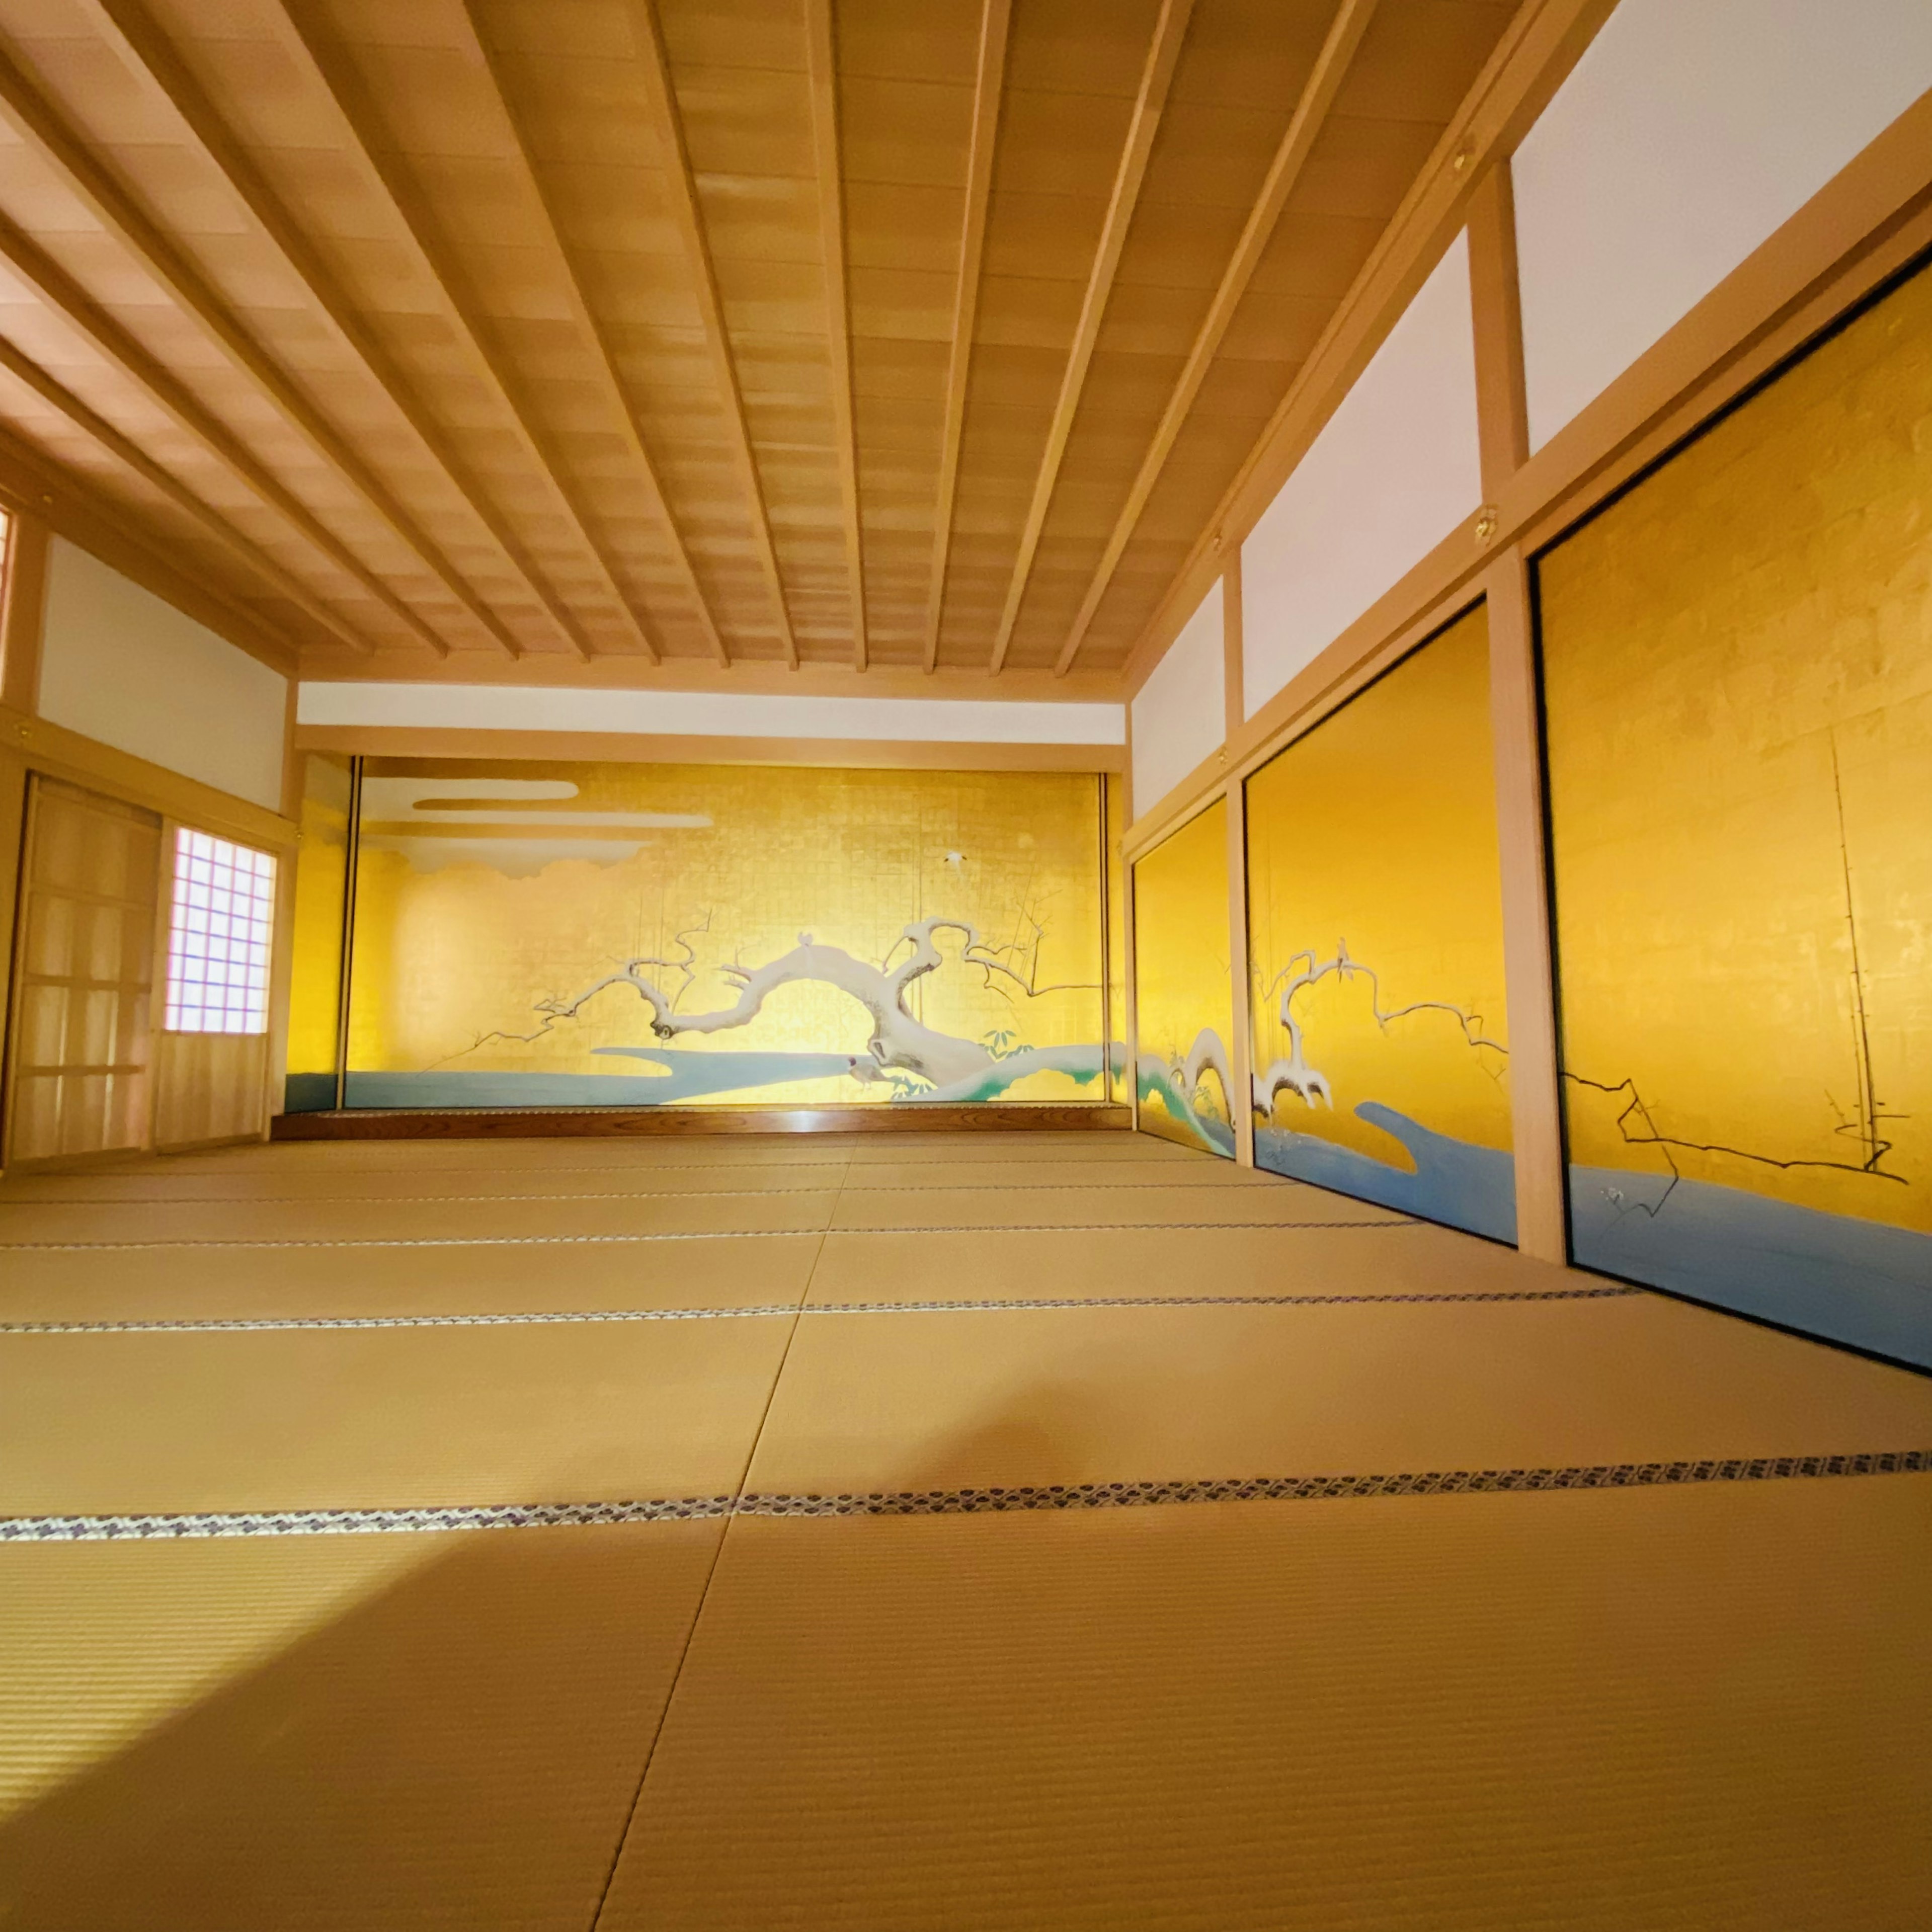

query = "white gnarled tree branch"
[1252,941,1506,1115]
[1179,1029,1234,1115]
[541,915,1091,1090]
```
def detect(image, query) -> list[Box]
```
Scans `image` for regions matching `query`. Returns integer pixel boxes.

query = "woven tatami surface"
[1,1128,1926,1929]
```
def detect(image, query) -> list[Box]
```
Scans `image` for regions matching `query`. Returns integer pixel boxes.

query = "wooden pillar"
[265,677,303,1130]
[0,514,49,716]
[1469,158,1567,1261]
[1119,743,1140,1132]
[0,516,48,1160]
[1468,162,1530,496]
[1220,554,1254,1163]
[1225,775,1254,1167]
[1486,547,1566,1261]
[1221,546,1244,744]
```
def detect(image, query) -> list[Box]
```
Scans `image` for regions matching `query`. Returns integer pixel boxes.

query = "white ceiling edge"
[296,682,1126,747]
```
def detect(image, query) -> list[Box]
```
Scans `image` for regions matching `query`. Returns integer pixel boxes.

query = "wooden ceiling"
[0,0,1520,681]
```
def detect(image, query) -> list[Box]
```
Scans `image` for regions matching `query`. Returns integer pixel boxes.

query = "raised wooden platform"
[271,1104,1132,1141]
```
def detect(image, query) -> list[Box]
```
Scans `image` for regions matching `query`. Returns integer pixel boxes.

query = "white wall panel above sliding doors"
[1130,579,1224,816]
[38,540,289,812]
[1513,0,1932,451]
[1239,233,1482,719]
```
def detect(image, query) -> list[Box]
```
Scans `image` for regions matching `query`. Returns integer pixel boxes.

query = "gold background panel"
[1245,606,1511,1174]
[284,755,350,1084]
[345,763,1104,1107]
[1541,259,1932,1236]
[1132,796,1234,1153]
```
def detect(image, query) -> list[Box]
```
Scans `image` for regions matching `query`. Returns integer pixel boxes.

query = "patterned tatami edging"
[0,1218,1410,1252]
[0,1498,736,1539]
[0,1180,1302,1208]
[0,1286,1642,1334]
[6,1450,1926,1540]
[0,1291,1638,1337]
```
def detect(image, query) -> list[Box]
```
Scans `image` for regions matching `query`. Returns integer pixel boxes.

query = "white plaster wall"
[296,683,1125,747]
[1130,579,1224,815]
[1239,233,1481,718]
[1514,0,1932,450]
[38,540,288,811]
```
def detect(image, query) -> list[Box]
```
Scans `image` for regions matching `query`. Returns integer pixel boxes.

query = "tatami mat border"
[0,1287,1642,1334]
[741,1451,1932,1515]
[0,1181,1286,1208]
[1,1498,737,1540]
[0,1218,1412,1252]
[7,1452,1925,1541]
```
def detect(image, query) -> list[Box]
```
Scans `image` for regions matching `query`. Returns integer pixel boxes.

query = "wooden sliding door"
[3,776,161,1164]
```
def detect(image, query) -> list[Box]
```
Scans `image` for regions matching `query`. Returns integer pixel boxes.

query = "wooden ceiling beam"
[0,34,500,658]
[923,0,1010,674]
[987,0,1194,674]
[804,0,865,671]
[0,417,304,674]
[1052,0,1378,675]
[262,0,666,664]
[459,0,729,668]
[624,0,798,668]
[0,332,377,657]
[76,0,612,665]
[0,212,434,654]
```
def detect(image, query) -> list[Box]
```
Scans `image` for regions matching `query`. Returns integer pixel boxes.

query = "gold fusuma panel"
[1541,259,1932,1362]
[335,762,1106,1110]
[1245,606,1513,1240]
[1132,797,1234,1157]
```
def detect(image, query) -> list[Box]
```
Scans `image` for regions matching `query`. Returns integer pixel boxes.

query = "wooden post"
[1225,775,1254,1167]
[1487,548,1566,1260]
[0,514,49,716]
[1222,546,1244,744]
[1468,161,1530,496]
[1469,158,1567,1261]
[1220,554,1254,1163]
[1121,871,1140,1133]
[265,677,302,1130]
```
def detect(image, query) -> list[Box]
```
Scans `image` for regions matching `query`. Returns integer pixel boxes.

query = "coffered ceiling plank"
[921,0,1008,674]
[0,329,378,657]
[985,0,1193,675]
[74,0,618,665]
[804,0,866,671]
[260,0,667,664]
[623,0,800,668]
[0,31,515,658]
[1052,0,1377,675]
[460,0,732,668]
[0,209,445,654]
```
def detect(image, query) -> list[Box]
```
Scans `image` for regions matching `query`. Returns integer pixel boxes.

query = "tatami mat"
[2,1123,1927,1931]
[0,1520,720,1930]
[831,1180,1403,1230]
[803,1222,1573,1305]
[743,1296,1932,1497]
[0,1232,825,1326]
[841,1133,1192,1164]
[0,1189,838,1247]
[0,1164,844,1204]
[0,1318,794,1514]
[600,1478,1932,1931]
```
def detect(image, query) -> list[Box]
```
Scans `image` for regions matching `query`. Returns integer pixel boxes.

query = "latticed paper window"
[164,829,276,1033]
